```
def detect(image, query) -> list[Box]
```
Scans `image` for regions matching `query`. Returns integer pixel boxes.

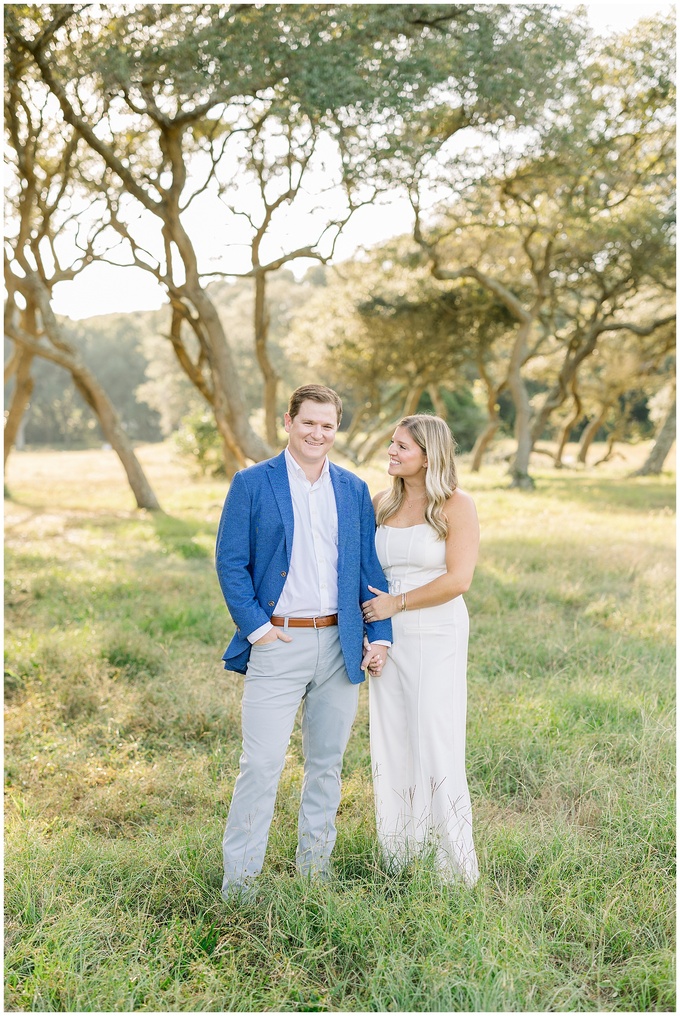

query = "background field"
[4,442,676,1012]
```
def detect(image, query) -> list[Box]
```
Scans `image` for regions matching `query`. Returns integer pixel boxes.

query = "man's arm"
[358,481,393,646]
[215,471,272,639]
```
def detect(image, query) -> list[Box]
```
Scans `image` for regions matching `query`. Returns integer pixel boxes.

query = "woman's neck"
[402,479,427,499]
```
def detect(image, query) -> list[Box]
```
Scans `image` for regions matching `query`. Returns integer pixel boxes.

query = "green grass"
[4,443,676,1011]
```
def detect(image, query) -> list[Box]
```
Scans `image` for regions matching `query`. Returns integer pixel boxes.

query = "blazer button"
[268,601,275,606]
[281,570,287,577]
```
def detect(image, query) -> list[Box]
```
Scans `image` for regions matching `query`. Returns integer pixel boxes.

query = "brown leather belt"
[270,614,338,629]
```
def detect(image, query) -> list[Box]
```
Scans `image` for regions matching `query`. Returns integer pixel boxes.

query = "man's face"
[284,399,339,468]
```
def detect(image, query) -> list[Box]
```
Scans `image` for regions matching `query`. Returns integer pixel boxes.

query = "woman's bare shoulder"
[443,487,478,522]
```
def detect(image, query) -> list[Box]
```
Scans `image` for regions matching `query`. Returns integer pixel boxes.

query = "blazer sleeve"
[215,471,271,638]
[358,480,393,644]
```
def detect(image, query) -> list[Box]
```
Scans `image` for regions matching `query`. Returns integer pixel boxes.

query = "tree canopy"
[4,4,676,487]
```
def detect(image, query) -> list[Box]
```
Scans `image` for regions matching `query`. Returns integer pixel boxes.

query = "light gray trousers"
[222,626,359,893]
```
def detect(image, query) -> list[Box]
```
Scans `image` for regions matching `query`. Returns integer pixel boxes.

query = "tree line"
[6,267,665,465]
[4,4,675,509]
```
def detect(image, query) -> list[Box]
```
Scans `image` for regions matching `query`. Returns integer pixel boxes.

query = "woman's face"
[387,426,427,478]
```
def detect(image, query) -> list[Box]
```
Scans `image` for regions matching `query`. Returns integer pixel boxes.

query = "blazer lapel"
[267,452,294,556]
[330,463,352,576]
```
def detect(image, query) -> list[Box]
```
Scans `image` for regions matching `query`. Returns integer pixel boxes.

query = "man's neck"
[286,446,326,484]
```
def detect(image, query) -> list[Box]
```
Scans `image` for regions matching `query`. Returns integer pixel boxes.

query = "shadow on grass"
[4,502,216,562]
[152,512,212,559]
[535,475,675,513]
[471,472,675,513]
[3,506,47,531]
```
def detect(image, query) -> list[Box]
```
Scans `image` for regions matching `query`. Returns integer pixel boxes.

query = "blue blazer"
[215,451,392,683]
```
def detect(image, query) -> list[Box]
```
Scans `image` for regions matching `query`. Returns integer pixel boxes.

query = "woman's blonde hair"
[375,414,458,540]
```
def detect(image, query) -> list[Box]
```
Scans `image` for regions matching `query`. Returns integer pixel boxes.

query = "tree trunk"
[70,372,162,510]
[554,412,580,467]
[401,384,425,417]
[8,282,162,511]
[470,419,500,472]
[4,344,35,467]
[554,382,583,468]
[594,424,624,466]
[470,372,504,472]
[530,327,598,448]
[338,405,373,461]
[254,271,280,449]
[165,301,244,477]
[136,144,272,468]
[427,384,448,419]
[185,284,270,466]
[577,405,611,464]
[632,396,676,476]
[5,345,22,384]
[216,431,245,478]
[507,322,535,488]
[358,384,424,463]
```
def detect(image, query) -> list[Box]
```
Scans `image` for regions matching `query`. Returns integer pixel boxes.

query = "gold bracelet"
[401,592,407,612]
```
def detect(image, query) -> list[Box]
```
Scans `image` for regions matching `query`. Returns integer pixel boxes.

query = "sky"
[48,0,675,321]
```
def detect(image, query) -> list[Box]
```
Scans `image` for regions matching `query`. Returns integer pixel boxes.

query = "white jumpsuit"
[369,523,479,885]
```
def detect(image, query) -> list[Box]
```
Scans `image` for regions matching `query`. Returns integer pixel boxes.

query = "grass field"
[4,441,676,1012]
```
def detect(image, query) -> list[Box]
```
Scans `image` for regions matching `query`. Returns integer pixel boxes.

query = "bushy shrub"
[174,410,225,476]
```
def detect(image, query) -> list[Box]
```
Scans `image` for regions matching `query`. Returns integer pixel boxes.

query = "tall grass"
[4,443,675,1011]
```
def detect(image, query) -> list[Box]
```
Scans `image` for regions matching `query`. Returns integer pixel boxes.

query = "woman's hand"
[361,641,387,676]
[362,585,398,622]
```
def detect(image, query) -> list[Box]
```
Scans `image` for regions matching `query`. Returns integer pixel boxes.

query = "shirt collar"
[284,446,330,484]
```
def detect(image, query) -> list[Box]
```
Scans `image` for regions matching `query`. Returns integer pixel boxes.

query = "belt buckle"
[312,616,319,629]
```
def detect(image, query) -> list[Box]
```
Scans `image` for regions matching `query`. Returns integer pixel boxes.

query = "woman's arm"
[361,489,480,620]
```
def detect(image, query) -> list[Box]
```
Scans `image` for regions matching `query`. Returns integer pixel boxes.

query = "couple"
[215,384,479,898]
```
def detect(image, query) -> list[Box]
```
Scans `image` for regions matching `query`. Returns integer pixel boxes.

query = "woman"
[362,414,480,886]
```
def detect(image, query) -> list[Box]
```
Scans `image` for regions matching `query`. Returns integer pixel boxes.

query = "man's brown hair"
[287,384,343,425]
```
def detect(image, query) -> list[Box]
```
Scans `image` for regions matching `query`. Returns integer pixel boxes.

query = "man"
[215,383,391,896]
